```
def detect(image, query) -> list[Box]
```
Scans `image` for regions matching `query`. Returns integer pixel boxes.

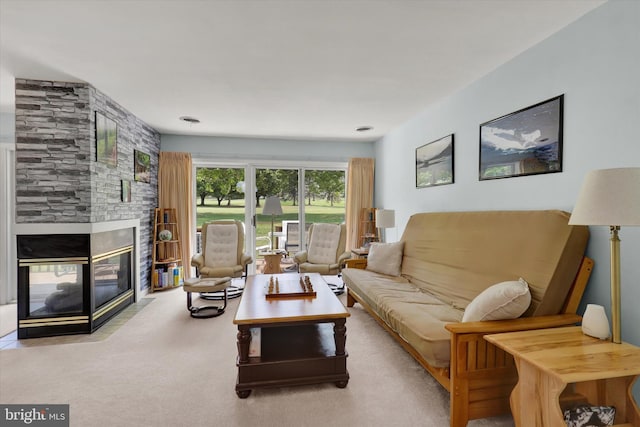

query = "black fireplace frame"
[17,229,135,339]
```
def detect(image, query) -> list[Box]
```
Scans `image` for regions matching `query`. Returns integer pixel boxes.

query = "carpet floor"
[0,282,514,427]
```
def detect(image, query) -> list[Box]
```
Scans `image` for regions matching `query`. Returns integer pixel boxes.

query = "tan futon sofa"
[343,210,592,427]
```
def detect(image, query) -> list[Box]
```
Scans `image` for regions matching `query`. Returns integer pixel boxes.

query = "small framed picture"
[121,180,131,202]
[134,150,151,183]
[479,95,563,180]
[416,134,454,188]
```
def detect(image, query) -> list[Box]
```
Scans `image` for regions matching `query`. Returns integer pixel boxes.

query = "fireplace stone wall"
[14,79,160,290]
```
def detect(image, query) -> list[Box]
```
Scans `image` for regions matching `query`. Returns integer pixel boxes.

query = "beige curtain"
[158,152,193,279]
[345,158,375,250]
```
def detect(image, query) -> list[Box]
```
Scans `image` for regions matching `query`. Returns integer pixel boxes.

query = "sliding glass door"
[254,168,299,273]
[193,162,346,275]
[194,166,246,254]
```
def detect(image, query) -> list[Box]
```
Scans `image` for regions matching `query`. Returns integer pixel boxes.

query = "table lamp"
[569,167,640,343]
[375,209,396,243]
[262,196,283,252]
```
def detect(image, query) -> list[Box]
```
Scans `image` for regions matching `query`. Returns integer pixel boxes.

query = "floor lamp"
[262,196,283,252]
[569,167,640,344]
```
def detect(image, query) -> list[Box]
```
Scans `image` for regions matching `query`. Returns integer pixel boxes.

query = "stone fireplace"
[12,79,158,338]
[15,220,140,339]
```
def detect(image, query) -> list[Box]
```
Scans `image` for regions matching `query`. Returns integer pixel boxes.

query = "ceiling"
[0,0,605,142]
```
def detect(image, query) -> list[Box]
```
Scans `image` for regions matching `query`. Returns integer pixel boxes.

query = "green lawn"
[196,198,345,238]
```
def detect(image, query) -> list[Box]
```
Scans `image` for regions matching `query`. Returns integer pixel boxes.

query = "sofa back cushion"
[399,210,589,317]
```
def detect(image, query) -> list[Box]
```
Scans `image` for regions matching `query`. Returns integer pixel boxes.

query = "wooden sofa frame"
[345,256,594,427]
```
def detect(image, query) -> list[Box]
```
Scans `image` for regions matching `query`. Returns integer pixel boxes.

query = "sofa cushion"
[366,241,404,276]
[399,210,589,316]
[462,278,531,322]
[343,267,461,367]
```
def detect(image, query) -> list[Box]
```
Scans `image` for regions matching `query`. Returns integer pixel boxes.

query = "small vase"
[582,304,610,340]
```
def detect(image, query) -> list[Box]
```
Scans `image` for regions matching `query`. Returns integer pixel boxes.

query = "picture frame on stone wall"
[416,134,454,188]
[96,111,117,167]
[121,180,131,202]
[479,94,563,180]
[134,150,151,183]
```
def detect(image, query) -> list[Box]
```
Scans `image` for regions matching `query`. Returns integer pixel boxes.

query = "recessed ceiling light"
[179,116,200,124]
[356,126,373,132]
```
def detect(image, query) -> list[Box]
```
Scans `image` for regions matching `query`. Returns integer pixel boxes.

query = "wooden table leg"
[237,326,251,363]
[511,357,567,427]
[333,318,346,356]
[333,318,348,388]
[574,375,640,425]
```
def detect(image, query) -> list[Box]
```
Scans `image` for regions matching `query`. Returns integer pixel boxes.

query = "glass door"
[194,166,247,254]
[193,162,347,276]
[254,168,299,273]
[303,168,346,231]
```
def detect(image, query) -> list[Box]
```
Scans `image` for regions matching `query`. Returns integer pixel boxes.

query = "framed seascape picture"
[96,112,117,167]
[416,134,454,188]
[134,150,151,183]
[479,95,563,180]
[121,180,131,202]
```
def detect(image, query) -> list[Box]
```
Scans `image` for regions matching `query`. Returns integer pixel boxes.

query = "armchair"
[191,220,253,299]
[294,223,350,292]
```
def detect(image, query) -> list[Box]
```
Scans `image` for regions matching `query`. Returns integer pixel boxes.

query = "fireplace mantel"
[15,219,142,301]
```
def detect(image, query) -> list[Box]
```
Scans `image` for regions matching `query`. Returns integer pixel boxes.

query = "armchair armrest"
[337,251,351,266]
[294,251,308,264]
[445,313,582,335]
[241,253,253,267]
[191,253,204,268]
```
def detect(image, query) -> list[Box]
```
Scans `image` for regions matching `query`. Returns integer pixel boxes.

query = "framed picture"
[134,150,151,183]
[416,134,454,188]
[96,112,117,166]
[479,95,563,180]
[121,180,131,202]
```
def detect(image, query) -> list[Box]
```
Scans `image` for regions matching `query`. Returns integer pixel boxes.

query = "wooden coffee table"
[233,273,350,398]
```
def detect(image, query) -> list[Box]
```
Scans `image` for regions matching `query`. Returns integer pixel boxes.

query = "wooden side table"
[485,326,640,427]
[260,251,283,274]
[350,248,369,259]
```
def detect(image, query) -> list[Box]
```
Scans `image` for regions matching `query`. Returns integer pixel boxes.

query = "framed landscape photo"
[479,95,563,180]
[416,134,454,188]
[134,150,151,183]
[96,112,117,167]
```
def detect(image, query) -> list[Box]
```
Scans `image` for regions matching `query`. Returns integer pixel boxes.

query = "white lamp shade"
[262,196,283,215]
[376,209,395,228]
[569,167,640,226]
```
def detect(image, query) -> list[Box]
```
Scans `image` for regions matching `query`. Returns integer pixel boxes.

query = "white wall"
[161,134,375,162]
[0,112,16,304]
[375,0,640,359]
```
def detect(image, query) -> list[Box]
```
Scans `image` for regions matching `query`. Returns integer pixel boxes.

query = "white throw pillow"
[462,278,531,322]
[365,242,404,276]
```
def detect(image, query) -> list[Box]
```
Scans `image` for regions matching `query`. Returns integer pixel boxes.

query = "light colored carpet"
[0,285,514,427]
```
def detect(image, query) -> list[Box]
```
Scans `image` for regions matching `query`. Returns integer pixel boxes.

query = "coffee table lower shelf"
[235,323,349,398]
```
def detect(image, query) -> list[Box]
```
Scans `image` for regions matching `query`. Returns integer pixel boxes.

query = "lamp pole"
[609,226,621,344]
